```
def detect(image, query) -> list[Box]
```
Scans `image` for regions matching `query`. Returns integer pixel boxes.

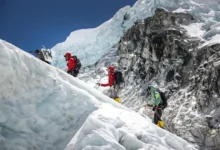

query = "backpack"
[158,91,167,108]
[114,71,124,86]
[71,56,81,70]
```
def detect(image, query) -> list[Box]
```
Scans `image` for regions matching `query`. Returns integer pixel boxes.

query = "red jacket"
[100,72,115,87]
[67,57,76,71]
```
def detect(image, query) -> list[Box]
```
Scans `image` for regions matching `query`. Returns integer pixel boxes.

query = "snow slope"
[0,39,197,150]
[52,0,220,70]
[0,39,123,150]
[65,104,196,150]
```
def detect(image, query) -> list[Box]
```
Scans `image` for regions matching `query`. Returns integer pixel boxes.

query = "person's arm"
[100,83,110,87]
[100,74,114,87]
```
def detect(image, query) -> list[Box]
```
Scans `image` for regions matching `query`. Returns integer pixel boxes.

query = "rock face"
[116,8,220,150]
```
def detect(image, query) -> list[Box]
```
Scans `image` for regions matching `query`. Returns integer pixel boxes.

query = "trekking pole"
[94,73,102,89]
[94,82,100,89]
[96,83,101,90]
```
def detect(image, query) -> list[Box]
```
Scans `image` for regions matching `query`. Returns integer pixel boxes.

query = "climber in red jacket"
[97,66,120,103]
[64,52,76,75]
[98,66,115,87]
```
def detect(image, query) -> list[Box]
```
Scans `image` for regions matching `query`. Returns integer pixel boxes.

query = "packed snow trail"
[0,39,197,149]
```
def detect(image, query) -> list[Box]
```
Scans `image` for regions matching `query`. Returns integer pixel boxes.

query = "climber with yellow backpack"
[97,66,124,103]
[146,86,167,128]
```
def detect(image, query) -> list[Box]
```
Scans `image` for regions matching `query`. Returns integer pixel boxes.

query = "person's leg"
[71,70,77,77]
[109,88,114,98]
[113,86,120,103]
[157,109,162,120]
[112,88,117,99]
[154,108,162,124]
[75,70,79,76]
[116,85,120,97]
[155,109,164,128]
[153,113,158,124]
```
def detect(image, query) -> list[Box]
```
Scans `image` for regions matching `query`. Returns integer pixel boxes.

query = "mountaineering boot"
[157,120,164,128]
[114,97,120,103]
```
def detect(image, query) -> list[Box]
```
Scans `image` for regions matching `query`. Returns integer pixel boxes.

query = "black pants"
[71,69,79,77]
[153,108,162,124]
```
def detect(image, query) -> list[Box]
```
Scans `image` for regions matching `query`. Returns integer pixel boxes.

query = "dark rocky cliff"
[116,8,220,150]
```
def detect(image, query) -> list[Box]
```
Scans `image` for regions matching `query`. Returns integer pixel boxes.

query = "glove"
[152,106,156,111]
[96,83,101,86]
[67,70,71,74]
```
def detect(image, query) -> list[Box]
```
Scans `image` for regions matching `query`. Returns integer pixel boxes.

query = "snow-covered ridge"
[51,0,158,69]
[0,39,123,150]
[0,39,197,150]
[52,0,220,69]
[65,104,197,150]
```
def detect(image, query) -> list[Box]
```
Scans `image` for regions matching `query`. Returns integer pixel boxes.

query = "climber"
[64,52,76,76]
[146,86,167,128]
[97,66,120,103]
[35,49,51,64]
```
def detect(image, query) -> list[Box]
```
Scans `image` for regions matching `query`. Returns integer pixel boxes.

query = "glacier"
[51,0,159,69]
[0,39,197,149]
[51,0,220,70]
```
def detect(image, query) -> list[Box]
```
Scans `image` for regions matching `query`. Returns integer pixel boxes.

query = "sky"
[0,0,136,52]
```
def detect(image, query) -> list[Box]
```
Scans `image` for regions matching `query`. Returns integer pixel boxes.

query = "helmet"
[64,52,71,58]
[108,66,115,72]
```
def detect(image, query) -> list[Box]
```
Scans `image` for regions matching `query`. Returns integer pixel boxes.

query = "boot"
[157,120,164,128]
[114,97,120,103]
